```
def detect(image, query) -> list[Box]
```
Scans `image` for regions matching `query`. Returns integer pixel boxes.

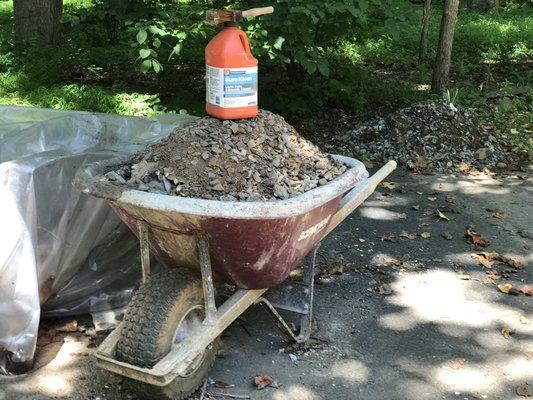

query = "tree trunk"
[431,0,460,94]
[418,0,432,63]
[13,0,63,46]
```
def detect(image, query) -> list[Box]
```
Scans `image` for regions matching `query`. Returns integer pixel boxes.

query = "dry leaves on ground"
[381,181,396,190]
[484,270,501,284]
[473,252,501,268]
[443,358,467,370]
[399,231,417,240]
[520,285,532,296]
[497,283,520,295]
[379,283,393,295]
[487,209,506,220]
[498,283,513,294]
[445,194,456,204]
[383,256,403,267]
[501,327,514,339]
[465,227,488,247]
[253,373,278,390]
[473,252,524,270]
[441,232,453,240]
[420,231,431,239]
[329,262,344,275]
[436,209,450,221]
[516,383,533,397]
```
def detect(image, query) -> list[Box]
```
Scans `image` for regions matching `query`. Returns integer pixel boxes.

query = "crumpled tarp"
[0,105,195,374]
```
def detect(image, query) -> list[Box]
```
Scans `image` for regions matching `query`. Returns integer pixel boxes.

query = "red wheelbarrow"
[74,156,396,399]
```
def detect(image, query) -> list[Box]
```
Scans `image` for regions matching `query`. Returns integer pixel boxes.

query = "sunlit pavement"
[1,169,531,400]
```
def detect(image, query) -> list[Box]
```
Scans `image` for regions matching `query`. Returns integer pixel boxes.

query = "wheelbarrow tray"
[75,155,369,289]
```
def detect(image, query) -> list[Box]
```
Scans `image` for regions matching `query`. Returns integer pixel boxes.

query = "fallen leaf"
[379,283,393,295]
[520,316,530,325]
[383,256,402,267]
[423,208,434,216]
[520,285,532,296]
[445,358,467,370]
[498,283,513,294]
[215,380,235,389]
[253,373,275,390]
[441,232,453,240]
[436,209,450,221]
[504,256,524,270]
[445,194,456,204]
[489,210,506,220]
[465,227,488,247]
[420,232,431,239]
[412,205,420,211]
[473,252,501,268]
[329,263,344,275]
[399,231,416,240]
[484,270,501,284]
[381,181,396,190]
[427,196,437,202]
[516,383,533,397]
[501,327,514,339]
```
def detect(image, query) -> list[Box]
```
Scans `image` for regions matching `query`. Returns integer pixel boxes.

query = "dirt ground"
[1,168,531,400]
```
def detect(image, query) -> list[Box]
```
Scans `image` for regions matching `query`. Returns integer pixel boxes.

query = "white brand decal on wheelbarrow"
[298,217,330,242]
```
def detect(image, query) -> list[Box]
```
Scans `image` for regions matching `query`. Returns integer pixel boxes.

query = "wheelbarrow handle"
[324,160,397,237]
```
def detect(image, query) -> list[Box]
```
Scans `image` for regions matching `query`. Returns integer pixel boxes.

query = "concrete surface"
[1,169,531,400]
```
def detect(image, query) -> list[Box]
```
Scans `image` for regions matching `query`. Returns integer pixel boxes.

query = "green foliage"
[241,0,407,77]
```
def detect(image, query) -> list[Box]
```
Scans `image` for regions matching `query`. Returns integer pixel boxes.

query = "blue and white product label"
[206,65,258,108]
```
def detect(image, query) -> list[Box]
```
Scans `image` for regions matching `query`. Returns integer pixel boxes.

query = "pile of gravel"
[335,100,506,173]
[102,110,348,201]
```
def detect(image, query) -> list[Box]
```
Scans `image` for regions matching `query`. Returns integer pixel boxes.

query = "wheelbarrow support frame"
[94,160,397,386]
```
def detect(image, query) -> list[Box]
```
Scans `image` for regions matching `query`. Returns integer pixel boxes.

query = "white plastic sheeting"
[0,106,195,373]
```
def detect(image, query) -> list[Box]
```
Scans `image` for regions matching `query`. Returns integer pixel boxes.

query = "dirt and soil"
[103,110,347,201]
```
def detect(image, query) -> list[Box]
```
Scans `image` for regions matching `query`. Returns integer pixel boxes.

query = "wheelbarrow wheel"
[115,268,220,400]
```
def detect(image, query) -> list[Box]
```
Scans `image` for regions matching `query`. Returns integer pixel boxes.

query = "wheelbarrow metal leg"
[257,245,318,343]
[296,245,317,342]
[197,237,217,325]
[138,220,151,283]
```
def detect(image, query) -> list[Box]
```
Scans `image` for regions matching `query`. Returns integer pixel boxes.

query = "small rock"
[475,148,489,161]
[273,183,289,199]
[104,171,126,184]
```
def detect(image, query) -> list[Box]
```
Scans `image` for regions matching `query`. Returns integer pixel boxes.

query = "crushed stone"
[102,110,348,201]
[332,100,511,173]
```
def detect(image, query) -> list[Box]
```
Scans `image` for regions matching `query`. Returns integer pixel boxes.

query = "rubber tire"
[115,268,220,400]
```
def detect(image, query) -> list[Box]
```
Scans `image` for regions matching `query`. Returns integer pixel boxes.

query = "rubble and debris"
[101,110,348,201]
[335,101,516,173]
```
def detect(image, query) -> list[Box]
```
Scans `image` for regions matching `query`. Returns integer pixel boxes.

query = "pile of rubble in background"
[332,100,526,173]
